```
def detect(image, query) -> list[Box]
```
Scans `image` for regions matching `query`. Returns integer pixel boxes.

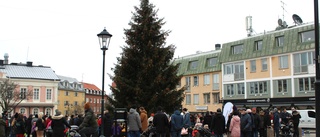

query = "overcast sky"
[0,0,315,94]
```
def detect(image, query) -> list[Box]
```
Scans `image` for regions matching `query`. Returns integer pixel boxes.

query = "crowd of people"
[0,104,302,137]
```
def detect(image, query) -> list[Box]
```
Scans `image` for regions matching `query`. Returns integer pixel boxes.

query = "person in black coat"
[51,109,71,137]
[211,108,225,137]
[103,110,113,137]
[25,114,33,137]
[15,113,26,137]
[153,106,169,137]
[202,111,212,130]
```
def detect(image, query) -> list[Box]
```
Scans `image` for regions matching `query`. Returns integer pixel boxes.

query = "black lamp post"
[97,27,112,137]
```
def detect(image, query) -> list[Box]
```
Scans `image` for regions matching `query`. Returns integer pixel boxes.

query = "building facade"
[173,48,223,113]
[57,75,85,116]
[0,57,59,116]
[220,23,315,109]
[83,82,103,116]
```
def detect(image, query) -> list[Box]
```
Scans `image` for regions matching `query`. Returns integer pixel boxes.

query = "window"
[86,98,89,103]
[212,74,219,90]
[193,76,199,86]
[298,77,315,92]
[204,74,210,85]
[293,52,315,74]
[234,63,244,80]
[261,58,268,71]
[277,79,288,93]
[46,89,52,100]
[226,84,234,96]
[75,92,78,97]
[250,60,256,72]
[231,44,243,54]
[74,101,78,106]
[193,94,199,105]
[237,83,245,95]
[249,81,268,94]
[94,98,96,103]
[45,108,52,116]
[224,64,234,75]
[300,30,315,42]
[65,91,69,96]
[33,108,39,115]
[203,93,210,104]
[20,108,25,114]
[64,101,69,105]
[254,40,263,51]
[207,57,217,67]
[188,61,198,70]
[186,94,191,105]
[33,88,39,100]
[212,93,220,104]
[177,80,181,88]
[276,36,284,47]
[185,77,191,91]
[20,88,26,99]
[279,55,289,69]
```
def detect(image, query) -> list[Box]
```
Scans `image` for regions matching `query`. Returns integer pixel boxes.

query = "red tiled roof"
[82,82,101,91]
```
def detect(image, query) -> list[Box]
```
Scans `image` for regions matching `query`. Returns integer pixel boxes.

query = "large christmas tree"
[109,0,185,114]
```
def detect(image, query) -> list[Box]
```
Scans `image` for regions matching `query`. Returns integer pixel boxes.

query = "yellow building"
[173,47,223,113]
[57,75,85,116]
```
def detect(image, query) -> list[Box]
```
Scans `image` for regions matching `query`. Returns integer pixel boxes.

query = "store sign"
[195,106,208,111]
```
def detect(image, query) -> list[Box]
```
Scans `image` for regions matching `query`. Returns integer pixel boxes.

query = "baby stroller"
[280,121,294,137]
[141,123,156,137]
[197,126,213,137]
[67,125,81,137]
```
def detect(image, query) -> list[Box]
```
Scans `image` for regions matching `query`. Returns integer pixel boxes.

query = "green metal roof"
[173,50,221,75]
[220,23,315,63]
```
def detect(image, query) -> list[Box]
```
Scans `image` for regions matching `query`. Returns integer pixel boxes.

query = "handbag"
[181,127,188,135]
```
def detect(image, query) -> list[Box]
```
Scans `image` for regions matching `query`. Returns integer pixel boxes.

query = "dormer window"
[188,60,198,70]
[231,44,243,54]
[276,36,284,47]
[254,40,263,51]
[206,57,217,67]
[300,30,315,42]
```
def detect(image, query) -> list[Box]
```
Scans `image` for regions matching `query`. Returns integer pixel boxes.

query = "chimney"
[26,61,33,67]
[4,53,9,64]
[215,44,221,50]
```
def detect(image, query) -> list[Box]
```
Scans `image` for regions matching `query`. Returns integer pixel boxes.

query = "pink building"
[0,54,59,116]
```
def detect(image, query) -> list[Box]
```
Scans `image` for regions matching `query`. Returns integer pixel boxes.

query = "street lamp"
[97,27,112,137]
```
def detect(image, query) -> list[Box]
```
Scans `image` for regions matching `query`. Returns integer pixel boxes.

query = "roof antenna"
[26,46,29,62]
[280,0,287,21]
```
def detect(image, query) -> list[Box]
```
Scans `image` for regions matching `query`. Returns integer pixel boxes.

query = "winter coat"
[15,118,26,134]
[263,111,271,128]
[273,111,280,128]
[292,111,301,125]
[103,113,113,137]
[240,113,252,132]
[170,110,183,132]
[25,117,32,134]
[202,113,212,130]
[252,113,260,131]
[153,111,169,133]
[182,112,191,128]
[229,115,240,137]
[79,108,98,129]
[211,112,226,135]
[36,118,45,131]
[140,110,148,131]
[51,114,71,137]
[127,108,142,131]
[0,119,5,137]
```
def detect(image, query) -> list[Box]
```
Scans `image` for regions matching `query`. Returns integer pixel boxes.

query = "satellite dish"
[283,21,287,27]
[292,14,303,25]
[278,19,283,26]
[222,102,233,125]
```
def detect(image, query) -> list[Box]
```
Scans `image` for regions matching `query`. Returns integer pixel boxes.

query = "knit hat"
[84,102,90,110]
